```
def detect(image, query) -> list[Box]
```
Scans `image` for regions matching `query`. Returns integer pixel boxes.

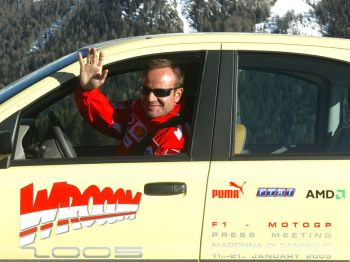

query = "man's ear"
[174,87,184,103]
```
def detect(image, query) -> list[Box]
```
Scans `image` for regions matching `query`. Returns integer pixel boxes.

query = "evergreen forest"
[2,0,350,151]
[1,0,350,88]
[1,0,276,88]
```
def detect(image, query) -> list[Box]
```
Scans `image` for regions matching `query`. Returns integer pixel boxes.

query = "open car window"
[14,52,205,162]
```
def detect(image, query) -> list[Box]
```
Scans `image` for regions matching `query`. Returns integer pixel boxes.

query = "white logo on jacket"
[173,125,183,141]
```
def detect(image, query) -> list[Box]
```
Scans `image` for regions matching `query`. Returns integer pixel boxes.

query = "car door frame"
[0,49,223,260]
[211,50,350,160]
[201,49,350,260]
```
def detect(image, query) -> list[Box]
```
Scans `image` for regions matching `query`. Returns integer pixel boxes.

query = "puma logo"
[229,181,246,195]
[212,181,247,199]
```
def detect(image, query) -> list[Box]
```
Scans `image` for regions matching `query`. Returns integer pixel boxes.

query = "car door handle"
[144,182,186,196]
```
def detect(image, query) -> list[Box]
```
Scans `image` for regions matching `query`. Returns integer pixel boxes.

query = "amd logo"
[306,189,345,199]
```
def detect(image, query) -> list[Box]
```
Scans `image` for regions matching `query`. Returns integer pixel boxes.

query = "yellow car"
[1,33,350,260]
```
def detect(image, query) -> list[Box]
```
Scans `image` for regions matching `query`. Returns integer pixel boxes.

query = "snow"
[174,0,197,33]
[172,0,324,36]
[255,0,324,37]
[271,0,313,17]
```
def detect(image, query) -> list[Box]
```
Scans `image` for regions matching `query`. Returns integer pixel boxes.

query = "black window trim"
[211,50,236,161]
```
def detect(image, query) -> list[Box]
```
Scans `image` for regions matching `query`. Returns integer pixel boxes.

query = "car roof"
[1,33,350,104]
[88,32,350,50]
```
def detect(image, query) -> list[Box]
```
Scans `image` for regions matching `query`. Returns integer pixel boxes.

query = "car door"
[201,49,350,260]
[0,45,221,260]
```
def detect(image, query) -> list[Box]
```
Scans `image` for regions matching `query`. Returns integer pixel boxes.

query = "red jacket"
[75,87,190,156]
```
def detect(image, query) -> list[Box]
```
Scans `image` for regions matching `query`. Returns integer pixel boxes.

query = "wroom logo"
[306,189,345,200]
[20,182,142,247]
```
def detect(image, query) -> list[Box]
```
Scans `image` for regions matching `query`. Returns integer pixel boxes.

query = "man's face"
[141,67,183,119]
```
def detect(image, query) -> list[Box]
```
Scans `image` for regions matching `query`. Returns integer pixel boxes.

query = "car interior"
[236,52,350,155]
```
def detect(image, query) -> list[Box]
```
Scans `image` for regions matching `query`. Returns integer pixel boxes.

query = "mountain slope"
[174,0,325,36]
[1,0,350,88]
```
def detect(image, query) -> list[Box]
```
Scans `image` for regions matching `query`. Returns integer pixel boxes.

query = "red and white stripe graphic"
[20,182,142,247]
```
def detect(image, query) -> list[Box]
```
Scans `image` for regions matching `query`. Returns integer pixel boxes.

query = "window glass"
[235,53,350,156]
[342,87,350,127]
[237,69,318,154]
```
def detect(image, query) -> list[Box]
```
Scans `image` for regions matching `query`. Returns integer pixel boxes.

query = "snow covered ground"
[174,0,326,36]
[175,0,197,33]
[256,0,325,36]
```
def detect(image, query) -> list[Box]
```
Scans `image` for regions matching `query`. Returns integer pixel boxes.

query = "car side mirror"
[0,131,13,161]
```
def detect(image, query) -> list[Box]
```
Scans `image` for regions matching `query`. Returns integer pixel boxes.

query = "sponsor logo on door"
[306,189,345,199]
[212,181,246,199]
[256,188,295,197]
[20,182,142,247]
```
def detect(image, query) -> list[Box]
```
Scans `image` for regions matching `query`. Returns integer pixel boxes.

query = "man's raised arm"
[78,48,108,90]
